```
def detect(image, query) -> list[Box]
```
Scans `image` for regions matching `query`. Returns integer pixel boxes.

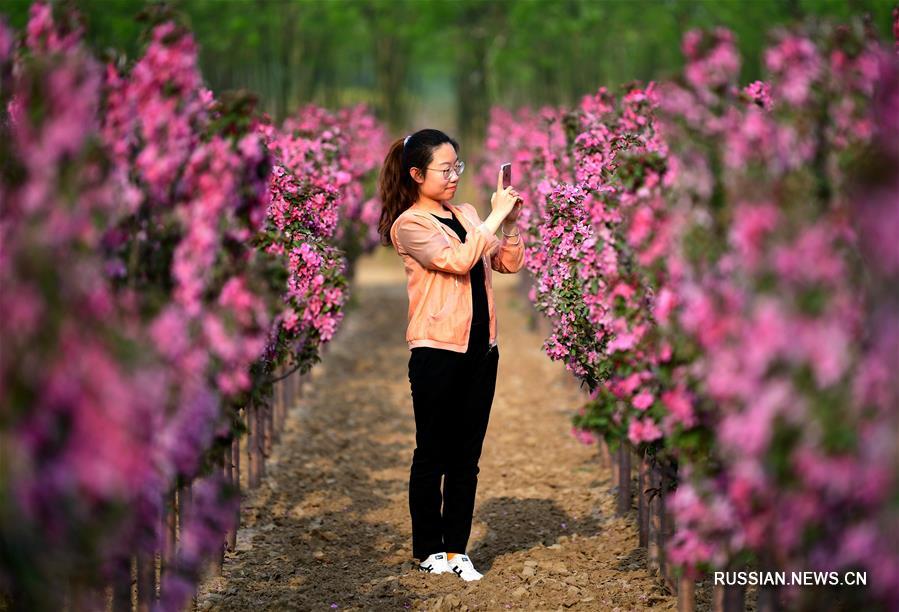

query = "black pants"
[407,320,499,561]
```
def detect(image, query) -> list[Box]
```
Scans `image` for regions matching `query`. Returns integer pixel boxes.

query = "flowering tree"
[483,15,899,609]
[661,22,899,610]
[0,3,386,609]
[1,7,242,608]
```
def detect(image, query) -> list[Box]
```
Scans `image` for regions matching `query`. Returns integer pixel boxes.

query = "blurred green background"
[3,0,895,145]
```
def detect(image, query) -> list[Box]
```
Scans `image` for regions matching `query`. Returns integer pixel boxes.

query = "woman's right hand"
[490,167,520,217]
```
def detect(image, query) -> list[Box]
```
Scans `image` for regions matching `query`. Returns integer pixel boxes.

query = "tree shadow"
[468,496,606,571]
[613,545,647,572]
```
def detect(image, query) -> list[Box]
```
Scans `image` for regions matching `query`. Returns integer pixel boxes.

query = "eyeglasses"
[425,160,465,181]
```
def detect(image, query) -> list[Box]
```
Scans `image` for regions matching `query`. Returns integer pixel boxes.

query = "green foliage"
[3,0,892,136]
[571,388,627,448]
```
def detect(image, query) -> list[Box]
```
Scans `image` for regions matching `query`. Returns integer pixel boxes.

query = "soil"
[196,248,678,611]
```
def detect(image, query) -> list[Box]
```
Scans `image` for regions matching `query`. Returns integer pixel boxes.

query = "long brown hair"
[378,128,460,248]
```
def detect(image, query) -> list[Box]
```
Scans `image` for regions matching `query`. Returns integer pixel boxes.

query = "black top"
[431,209,489,327]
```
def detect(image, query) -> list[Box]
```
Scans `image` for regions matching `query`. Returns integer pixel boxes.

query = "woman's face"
[411,143,459,202]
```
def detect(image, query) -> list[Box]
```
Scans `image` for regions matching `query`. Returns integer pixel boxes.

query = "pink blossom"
[632,390,655,411]
[570,426,598,446]
[627,418,663,444]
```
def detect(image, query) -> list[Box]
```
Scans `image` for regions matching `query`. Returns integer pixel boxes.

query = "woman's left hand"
[505,195,522,223]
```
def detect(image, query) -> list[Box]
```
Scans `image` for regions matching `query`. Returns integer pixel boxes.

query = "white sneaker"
[418,552,451,574]
[447,553,484,581]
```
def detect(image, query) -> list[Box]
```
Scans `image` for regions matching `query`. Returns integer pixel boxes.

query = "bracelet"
[502,229,522,244]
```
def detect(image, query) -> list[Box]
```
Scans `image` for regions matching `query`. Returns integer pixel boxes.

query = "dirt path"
[197,248,676,611]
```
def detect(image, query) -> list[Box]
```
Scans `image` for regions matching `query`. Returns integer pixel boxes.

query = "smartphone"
[501,163,512,189]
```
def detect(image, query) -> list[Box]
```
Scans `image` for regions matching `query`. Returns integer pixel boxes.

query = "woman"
[378,128,524,581]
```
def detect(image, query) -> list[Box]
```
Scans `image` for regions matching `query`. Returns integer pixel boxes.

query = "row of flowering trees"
[478,14,899,610]
[0,3,385,610]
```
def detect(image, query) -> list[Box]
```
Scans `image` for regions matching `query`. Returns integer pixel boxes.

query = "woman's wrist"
[501,220,520,240]
[485,209,508,234]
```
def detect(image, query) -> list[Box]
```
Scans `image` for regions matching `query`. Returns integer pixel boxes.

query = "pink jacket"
[389,202,525,353]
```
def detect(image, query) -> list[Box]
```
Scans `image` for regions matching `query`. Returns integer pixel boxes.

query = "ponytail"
[378,128,459,247]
